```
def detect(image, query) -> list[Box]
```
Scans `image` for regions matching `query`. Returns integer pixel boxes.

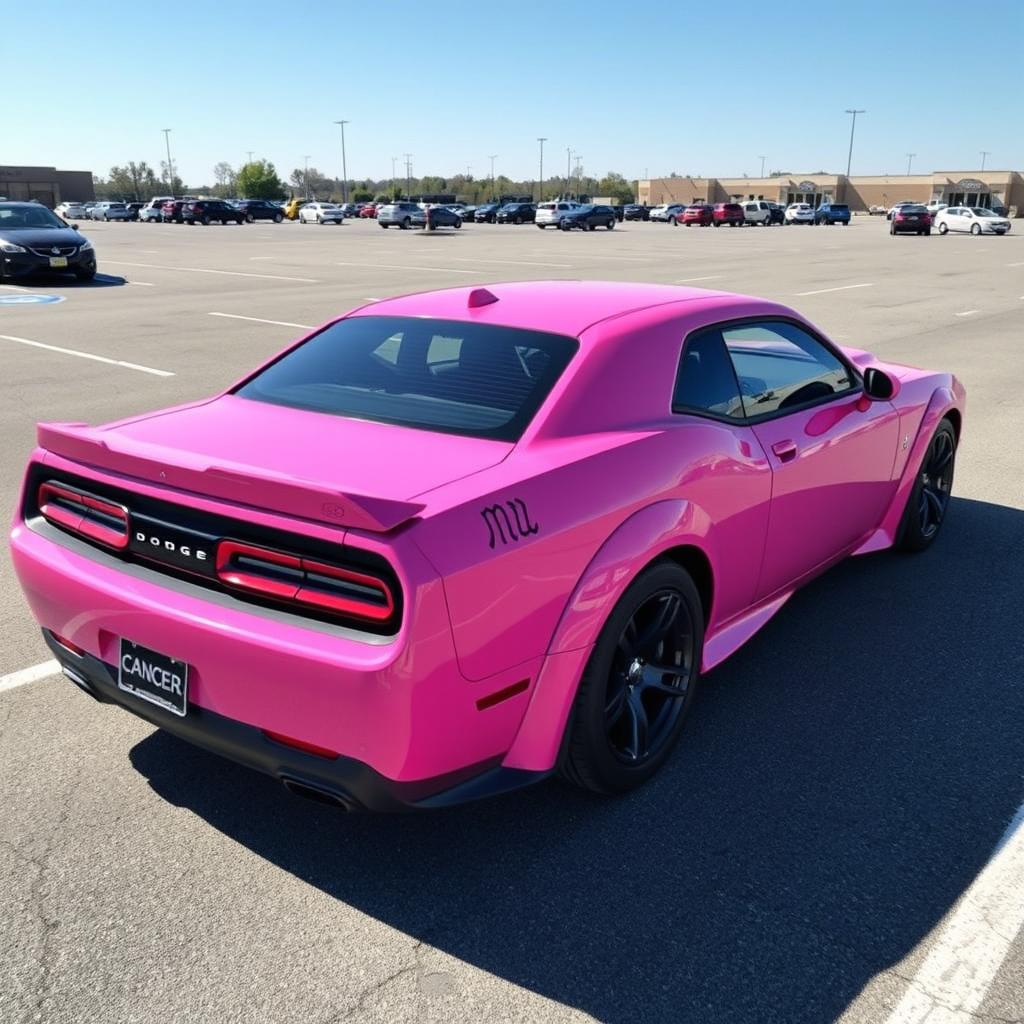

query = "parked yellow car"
[283,198,309,220]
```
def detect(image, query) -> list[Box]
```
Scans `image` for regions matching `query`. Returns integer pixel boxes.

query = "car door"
[720,319,900,599]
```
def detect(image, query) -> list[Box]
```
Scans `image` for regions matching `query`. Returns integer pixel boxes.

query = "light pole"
[161,128,174,193]
[566,146,572,197]
[488,155,497,199]
[980,150,990,171]
[537,137,547,202]
[404,154,412,199]
[334,120,349,202]
[906,152,916,175]
[758,155,766,178]
[303,155,311,199]
[246,150,254,165]
[844,109,865,177]
[575,155,583,200]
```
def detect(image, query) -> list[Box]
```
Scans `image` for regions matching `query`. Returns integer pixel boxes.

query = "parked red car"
[681,204,714,226]
[890,205,932,236]
[713,203,745,227]
[160,200,189,224]
[359,204,378,219]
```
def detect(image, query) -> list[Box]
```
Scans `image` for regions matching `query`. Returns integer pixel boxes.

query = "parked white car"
[55,202,87,220]
[925,200,948,217]
[934,207,1012,236]
[741,200,772,225]
[784,203,815,224]
[140,197,173,222]
[90,202,132,221]
[535,201,582,228]
[298,202,344,225]
[649,203,685,224]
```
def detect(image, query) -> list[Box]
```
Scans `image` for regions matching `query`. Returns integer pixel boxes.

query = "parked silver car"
[377,202,426,229]
[91,202,132,221]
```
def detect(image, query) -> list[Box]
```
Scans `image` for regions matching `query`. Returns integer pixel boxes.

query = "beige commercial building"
[639,170,1024,215]
[0,165,95,207]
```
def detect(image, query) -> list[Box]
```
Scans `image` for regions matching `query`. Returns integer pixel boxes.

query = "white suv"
[535,201,581,228]
[650,204,685,223]
[742,200,772,225]
[140,196,173,222]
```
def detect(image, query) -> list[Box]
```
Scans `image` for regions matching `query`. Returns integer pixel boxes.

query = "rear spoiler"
[37,422,425,534]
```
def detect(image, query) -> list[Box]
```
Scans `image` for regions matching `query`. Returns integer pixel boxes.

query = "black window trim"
[672,315,864,426]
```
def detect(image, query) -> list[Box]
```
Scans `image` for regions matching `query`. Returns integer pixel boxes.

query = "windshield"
[235,316,578,441]
[0,205,67,230]
[972,208,997,217]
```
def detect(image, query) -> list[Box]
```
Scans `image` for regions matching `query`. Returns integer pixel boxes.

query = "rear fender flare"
[501,500,715,772]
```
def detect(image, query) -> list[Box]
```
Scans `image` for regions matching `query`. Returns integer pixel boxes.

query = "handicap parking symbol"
[0,293,65,305]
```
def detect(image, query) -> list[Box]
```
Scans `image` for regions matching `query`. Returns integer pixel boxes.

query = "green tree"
[289,165,334,198]
[212,161,237,198]
[237,160,285,200]
[160,160,184,195]
[596,171,635,204]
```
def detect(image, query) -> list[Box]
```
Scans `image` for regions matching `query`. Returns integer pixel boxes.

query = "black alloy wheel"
[899,420,956,552]
[561,562,703,794]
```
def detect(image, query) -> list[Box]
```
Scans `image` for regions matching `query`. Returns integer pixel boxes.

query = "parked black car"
[474,203,501,223]
[496,202,536,224]
[236,199,285,223]
[623,204,649,221]
[0,201,97,282]
[125,202,144,221]
[559,204,617,231]
[765,202,785,225]
[183,199,245,225]
[425,205,463,229]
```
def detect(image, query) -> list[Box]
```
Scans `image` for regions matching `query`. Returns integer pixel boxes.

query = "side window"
[722,321,855,417]
[673,330,745,421]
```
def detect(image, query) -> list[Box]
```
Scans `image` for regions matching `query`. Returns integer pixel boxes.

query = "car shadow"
[10,272,126,288]
[129,496,1024,1022]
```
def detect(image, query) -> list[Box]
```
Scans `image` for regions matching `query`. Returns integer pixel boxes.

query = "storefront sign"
[956,178,985,191]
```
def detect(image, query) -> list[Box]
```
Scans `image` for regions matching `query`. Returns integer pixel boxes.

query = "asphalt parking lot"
[2,216,1023,1024]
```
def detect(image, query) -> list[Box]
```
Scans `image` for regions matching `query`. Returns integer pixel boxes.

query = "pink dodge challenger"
[10,282,964,810]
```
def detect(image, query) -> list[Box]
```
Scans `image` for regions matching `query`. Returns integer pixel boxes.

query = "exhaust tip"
[280,775,358,812]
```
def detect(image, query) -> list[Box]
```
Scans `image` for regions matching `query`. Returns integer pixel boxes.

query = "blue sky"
[9,0,1023,186]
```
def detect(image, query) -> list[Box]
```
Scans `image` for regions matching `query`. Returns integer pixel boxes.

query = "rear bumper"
[45,631,544,811]
[11,510,541,788]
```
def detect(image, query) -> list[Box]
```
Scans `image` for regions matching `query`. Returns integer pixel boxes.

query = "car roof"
[349,280,738,339]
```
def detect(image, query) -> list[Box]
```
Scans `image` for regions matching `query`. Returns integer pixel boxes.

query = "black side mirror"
[71,223,80,231]
[863,366,899,401]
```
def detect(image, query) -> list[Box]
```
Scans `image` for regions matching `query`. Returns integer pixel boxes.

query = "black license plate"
[118,639,188,717]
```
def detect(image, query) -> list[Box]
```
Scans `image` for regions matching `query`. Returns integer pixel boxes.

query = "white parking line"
[0,334,174,376]
[0,283,32,292]
[362,297,380,302]
[127,281,155,287]
[1008,261,1024,267]
[249,257,274,261]
[0,660,60,694]
[794,283,874,296]
[883,803,1024,1024]
[675,275,723,283]
[439,256,573,269]
[209,312,312,329]
[955,310,980,317]
[335,261,477,275]
[103,260,319,283]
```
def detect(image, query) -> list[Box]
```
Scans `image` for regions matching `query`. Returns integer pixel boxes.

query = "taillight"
[216,540,395,623]
[38,481,129,550]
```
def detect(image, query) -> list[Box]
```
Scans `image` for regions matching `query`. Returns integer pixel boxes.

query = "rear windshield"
[902,205,927,213]
[828,204,849,212]
[235,316,578,441]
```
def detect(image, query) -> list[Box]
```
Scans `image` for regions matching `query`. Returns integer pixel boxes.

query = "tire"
[537,224,546,229]
[202,215,211,226]
[606,220,614,230]
[714,221,721,227]
[274,213,283,223]
[560,561,703,795]
[246,214,255,223]
[890,223,896,235]
[380,223,388,229]
[897,420,956,552]
[454,219,462,229]
[925,228,931,236]
[401,217,411,230]
[317,216,322,224]
[970,223,981,235]
[938,222,948,235]
[668,216,677,226]
[74,267,96,282]
[514,216,522,225]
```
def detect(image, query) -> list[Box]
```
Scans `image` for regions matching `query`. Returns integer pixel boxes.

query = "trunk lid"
[38,395,513,533]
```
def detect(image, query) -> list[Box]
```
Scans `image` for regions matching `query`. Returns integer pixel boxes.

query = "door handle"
[771,440,798,462]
